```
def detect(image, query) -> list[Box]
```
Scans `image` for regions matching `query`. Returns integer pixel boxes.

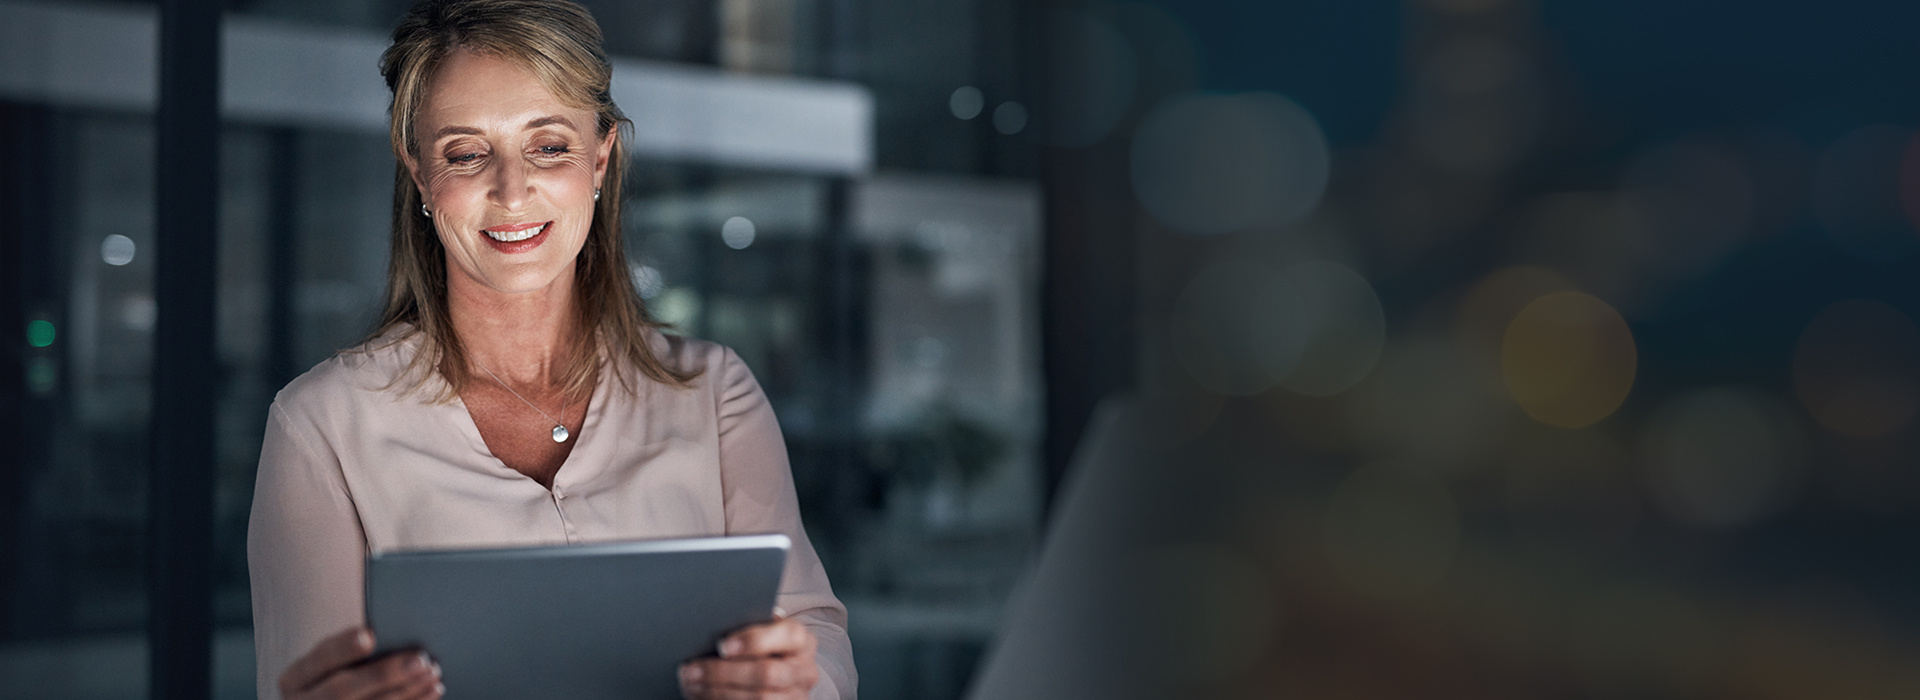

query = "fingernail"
[719,639,742,657]
[434,682,445,696]
[355,630,373,650]
[680,665,703,683]
[431,661,443,678]
[414,652,431,670]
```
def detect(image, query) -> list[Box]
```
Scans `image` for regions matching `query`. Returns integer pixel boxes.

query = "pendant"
[552,425,570,443]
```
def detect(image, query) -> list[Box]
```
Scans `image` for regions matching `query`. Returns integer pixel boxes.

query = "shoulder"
[272,326,428,422]
[639,329,750,390]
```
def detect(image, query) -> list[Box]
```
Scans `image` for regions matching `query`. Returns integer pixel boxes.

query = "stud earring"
[421,203,432,218]
[593,188,601,202]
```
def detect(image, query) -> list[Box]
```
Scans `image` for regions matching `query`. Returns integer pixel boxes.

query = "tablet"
[365,534,789,700]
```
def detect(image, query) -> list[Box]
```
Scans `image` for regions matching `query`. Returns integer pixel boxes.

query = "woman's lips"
[482,222,550,254]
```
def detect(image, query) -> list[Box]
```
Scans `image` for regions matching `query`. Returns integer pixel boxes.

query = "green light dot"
[26,319,55,348]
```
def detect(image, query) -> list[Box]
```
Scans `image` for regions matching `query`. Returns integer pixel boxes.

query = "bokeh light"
[1131,91,1330,235]
[1454,265,1578,361]
[1041,9,1134,147]
[1130,543,1278,685]
[992,101,1028,136]
[120,296,156,331]
[1349,336,1506,474]
[1501,291,1637,428]
[1793,299,1920,437]
[26,319,55,348]
[948,86,983,120]
[628,263,664,299]
[1322,462,1459,600]
[1169,260,1303,396]
[721,215,756,250]
[1617,140,1754,279]
[653,287,700,329]
[1815,125,1918,261]
[1641,386,1805,528]
[100,234,135,266]
[1275,261,1385,397]
[25,356,57,396]
[1408,34,1542,175]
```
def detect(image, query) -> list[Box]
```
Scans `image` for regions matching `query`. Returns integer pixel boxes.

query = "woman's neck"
[446,261,578,388]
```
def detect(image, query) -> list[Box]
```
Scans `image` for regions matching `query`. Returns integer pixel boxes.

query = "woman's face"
[405,50,613,299]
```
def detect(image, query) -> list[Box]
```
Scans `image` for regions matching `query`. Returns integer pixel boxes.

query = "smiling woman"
[245,2,855,699]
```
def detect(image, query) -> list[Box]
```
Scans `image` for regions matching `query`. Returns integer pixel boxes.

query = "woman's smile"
[482,221,552,253]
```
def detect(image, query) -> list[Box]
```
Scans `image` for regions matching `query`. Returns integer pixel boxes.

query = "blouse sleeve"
[248,398,369,700]
[714,348,858,699]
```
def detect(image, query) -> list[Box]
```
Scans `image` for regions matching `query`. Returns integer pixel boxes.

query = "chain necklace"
[476,363,571,443]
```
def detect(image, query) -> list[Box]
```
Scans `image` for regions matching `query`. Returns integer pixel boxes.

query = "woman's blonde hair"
[372,0,697,401]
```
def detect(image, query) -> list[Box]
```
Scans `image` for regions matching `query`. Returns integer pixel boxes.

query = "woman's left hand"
[678,616,818,699]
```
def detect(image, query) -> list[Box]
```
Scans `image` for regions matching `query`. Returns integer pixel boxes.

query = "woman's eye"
[539,145,571,155]
[446,153,481,165]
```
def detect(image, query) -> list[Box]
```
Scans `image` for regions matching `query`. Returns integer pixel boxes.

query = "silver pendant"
[552,425,570,443]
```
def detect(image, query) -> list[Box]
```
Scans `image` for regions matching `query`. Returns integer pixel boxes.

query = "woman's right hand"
[279,626,443,700]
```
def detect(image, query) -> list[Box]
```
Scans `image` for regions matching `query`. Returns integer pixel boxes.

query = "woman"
[246,1,854,698]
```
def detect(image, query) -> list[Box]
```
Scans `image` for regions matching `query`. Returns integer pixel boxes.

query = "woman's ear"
[593,129,616,190]
[402,150,431,207]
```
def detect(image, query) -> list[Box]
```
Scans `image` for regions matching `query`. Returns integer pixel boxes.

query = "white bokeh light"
[993,101,1028,135]
[101,234,136,266]
[1642,386,1804,528]
[949,86,984,120]
[721,216,756,250]
[1131,91,1330,235]
[628,263,664,299]
[1274,261,1386,396]
[1169,260,1306,396]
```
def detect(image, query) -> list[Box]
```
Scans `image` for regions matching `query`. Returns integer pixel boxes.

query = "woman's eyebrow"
[524,115,576,131]
[433,125,483,140]
[430,116,575,141]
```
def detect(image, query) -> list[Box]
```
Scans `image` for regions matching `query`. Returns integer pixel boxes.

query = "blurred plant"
[865,404,1010,493]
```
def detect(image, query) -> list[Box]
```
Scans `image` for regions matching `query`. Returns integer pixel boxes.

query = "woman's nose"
[489,154,532,211]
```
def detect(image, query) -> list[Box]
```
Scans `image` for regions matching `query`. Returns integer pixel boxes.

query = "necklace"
[476,363,571,443]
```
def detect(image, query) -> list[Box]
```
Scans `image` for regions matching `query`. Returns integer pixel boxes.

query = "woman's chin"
[455,263,574,299]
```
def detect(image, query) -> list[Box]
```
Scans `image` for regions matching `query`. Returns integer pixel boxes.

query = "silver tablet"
[365,534,790,700]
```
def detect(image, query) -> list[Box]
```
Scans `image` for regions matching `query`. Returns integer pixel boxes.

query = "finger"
[281,627,375,695]
[699,685,807,700]
[680,662,708,699]
[383,670,445,700]
[693,656,817,691]
[719,618,816,659]
[320,650,437,700]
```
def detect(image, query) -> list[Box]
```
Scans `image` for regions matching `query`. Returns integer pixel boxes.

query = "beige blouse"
[247,328,854,699]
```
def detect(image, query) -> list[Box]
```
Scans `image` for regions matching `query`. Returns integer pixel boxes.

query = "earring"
[593,188,601,202]
[421,203,432,218]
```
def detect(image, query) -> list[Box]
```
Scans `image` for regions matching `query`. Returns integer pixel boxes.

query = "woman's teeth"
[485,224,545,242]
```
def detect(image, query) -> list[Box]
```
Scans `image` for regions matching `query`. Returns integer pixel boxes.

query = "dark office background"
[8,0,1920,697]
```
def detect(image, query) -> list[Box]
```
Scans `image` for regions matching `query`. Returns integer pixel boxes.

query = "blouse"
[247,328,854,699]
